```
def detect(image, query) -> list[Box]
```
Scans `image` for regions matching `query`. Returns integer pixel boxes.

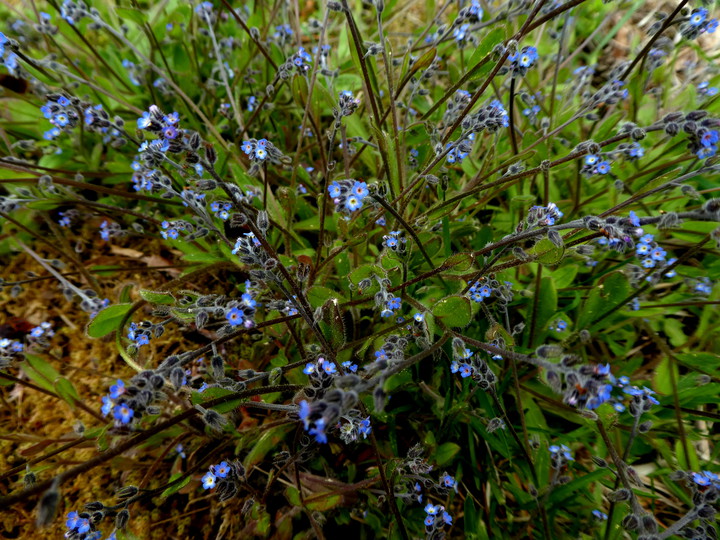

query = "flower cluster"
[445,132,476,164]
[40,95,79,141]
[508,46,539,77]
[449,340,498,390]
[582,154,612,176]
[546,361,616,410]
[65,511,96,539]
[328,178,370,213]
[240,138,284,164]
[303,356,339,376]
[527,202,564,226]
[0,337,24,366]
[698,81,719,98]
[468,280,492,303]
[633,233,674,271]
[680,7,718,40]
[622,385,660,417]
[99,220,124,241]
[127,321,154,348]
[337,412,372,443]
[383,230,406,253]
[0,32,19,76]
[201,460,246,502]
[336,90,361,117]
[223,288,258,330]
[549,444,574,469]
[160,219,189,240]
[423,502,453,530]
[298,388,360,444]
[462,99,509,134]
[659,110,720,159]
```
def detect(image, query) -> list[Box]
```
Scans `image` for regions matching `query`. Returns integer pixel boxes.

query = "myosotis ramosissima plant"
[1,0,720,538]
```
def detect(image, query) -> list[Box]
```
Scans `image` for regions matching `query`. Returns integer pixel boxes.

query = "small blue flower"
[309,418,328,443]
[345,195,362,212]
[358,417,371,438]
[328,181,342,198]
[109,380,125,399]
[202,471,217,489]
[323,362,337,375]
[137,111,152,129]
[298,400,311,429]
[596,161,611,174]
[214,461,230,478]
[459,364,473,378]
[226,307,244,327]
[592,509,608,520]
[303,362,316,375]
[689,8,707,27]
[66,511,81,530]
[101,395,114,416]
[351,180,369,198]
[341,360,358,373]
[113,403,134,424]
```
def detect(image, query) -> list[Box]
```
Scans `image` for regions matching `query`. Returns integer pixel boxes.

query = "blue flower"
[596,161,611,174]
[592,509,608,520]
[109,379,125,399]
[689,8,707,27]
[629,211,640,227]
[214,461,230,478]
[345,195,363,212]
[328,181,342,198]
[137,111,152,129]
[255,147,267,160]
[341,360,358,372]
[358,417,371,438]
[549,444,573,461]
[66,511,80,530]
[202,471,217,489]
[386,297,401,310]
[323,362,337,375]
[459,364,473,378]
[101,395,114,416]
[309,418,328,443]
[440,473,456,489]
[226,307,244,326]
[298,400,311,429]
[351,180,369,198]
[113,404,134,424]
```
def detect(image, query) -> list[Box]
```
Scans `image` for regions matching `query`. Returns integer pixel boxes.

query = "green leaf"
[139,290,176,305]
[535,276,558,335]
[114,7,148,26]
[22,354,60,392]
[434,442,460,467]
[54,378,80,407]
[160,473,192,498]
[577,272,631,329]
[653,356,679,396]
[442,252,475,275]
[307,285,346,308]
[244,425,293,469]
[191,387,241,414]
[529,238,565,265]
[87,303,134,338]
[432,295,472,328]
[466,28,505,74]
